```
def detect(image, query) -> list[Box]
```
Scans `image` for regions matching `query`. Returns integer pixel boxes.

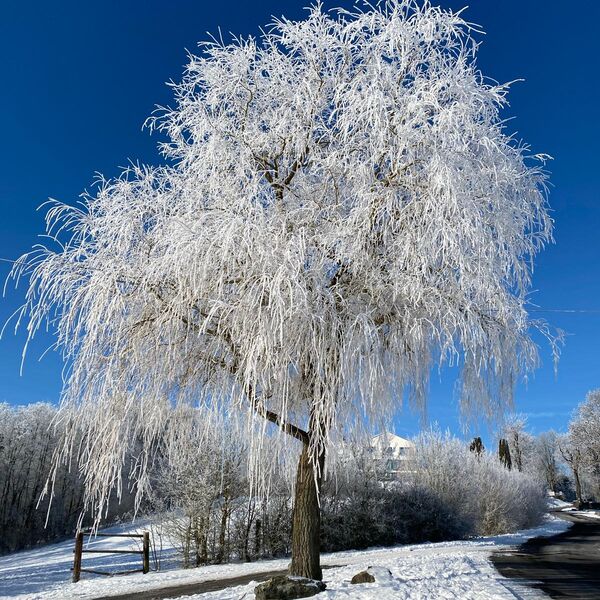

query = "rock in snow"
[254,575,326,599]
[350,570,375,584]
[351,566,393,584]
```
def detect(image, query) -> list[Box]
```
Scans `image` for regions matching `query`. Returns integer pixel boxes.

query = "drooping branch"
[260,408,309,445]
[10,0,554,535]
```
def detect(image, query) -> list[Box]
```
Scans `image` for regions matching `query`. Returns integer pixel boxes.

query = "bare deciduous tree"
[501,415,534,473]
[536,431,560,493]
[558,433,584,503]
[567,390,600,499]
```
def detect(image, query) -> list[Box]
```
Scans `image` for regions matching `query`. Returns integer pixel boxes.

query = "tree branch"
[260,407,309,445]
[246,383,309,444]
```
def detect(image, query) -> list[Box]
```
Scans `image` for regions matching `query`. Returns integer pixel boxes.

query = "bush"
[321,430,547,552]
[413,431,547,536]
[385,486,469,544]
[321,483,470,552]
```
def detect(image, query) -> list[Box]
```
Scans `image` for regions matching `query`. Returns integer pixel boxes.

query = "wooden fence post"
[142,531,150,574]
[72,531,84,583]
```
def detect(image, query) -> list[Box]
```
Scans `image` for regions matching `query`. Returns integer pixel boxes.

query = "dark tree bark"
[254,517,262,558]
[573,467,583,504]
[499,438,512,470]
[513,432,523,472]
[249,381,326,580]
[469,436,485,457]
[216,496,229,564]
[241,498,255,562]
[559,443,583,503]
[289,442,325,580]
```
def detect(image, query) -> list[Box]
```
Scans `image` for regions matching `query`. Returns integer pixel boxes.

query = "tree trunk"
[289,442,324,580]
[254,518,262,558]
[574,467,583,504]
[216,498,229,564]
[513,434,523,472]
[183,520,191,568]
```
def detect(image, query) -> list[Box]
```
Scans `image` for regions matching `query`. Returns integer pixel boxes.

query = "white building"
[369,432,416,481]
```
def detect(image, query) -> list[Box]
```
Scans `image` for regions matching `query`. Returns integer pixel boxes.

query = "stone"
[350,570,376,584]
[254,575,327,599]
[350,567,393,585]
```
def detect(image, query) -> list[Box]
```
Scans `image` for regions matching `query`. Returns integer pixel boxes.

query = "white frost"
[11,0,555,520]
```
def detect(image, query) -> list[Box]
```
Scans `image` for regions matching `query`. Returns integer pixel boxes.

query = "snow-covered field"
[184,518,571,600]
[0,516,570,600]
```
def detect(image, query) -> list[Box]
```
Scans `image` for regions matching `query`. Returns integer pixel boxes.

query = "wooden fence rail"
[72,530,150,583]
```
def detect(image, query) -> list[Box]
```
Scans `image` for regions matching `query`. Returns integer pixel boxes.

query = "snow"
[560,509,600,520]
[549,498,600,520]
[0,516,569,600]
[573,511,600,520]
[547,497,572,509]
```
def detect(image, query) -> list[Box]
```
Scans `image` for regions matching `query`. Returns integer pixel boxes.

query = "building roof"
[370,431,415,452]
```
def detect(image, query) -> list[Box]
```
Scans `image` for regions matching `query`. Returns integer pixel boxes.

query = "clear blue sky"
[1,0,598,440]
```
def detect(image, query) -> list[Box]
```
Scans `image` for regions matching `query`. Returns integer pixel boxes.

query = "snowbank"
[0,515,569,600]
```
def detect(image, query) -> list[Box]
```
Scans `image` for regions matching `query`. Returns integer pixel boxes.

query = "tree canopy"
[13,0,553,528]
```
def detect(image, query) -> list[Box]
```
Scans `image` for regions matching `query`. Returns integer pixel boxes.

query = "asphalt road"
[492,511,600,599]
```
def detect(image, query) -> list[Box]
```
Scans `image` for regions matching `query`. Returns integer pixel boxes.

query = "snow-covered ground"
[558,507,600,520]
[547,497,572,509]
[548,497,600,520]
[0,517,570,600]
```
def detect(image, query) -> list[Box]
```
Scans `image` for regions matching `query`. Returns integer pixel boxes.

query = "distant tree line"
[0,403,135,554]
[559,390,600,503]
[499,392,600,504]
[4,394,599,562]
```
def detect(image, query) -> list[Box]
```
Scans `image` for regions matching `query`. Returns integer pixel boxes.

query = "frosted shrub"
[321,483,464,551]
[322,435,470,550]
[473,453,545,535]
[388,485,468,543]
[321,480,390,551]
[413,431,476,532]
[414,431,546,536]
[320,442,390,550]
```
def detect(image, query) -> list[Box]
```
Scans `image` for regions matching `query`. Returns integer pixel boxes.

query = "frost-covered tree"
[12,1,553,579]
[568,390,600,499]
[535,431,561,493]
[0,403,135,553]
[501,415,535,472]
[570,391,600,466]
[558,433,584,503]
